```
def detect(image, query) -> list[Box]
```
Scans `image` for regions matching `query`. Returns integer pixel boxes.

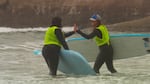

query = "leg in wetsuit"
[42,45,61,76]
[93,44,117,74]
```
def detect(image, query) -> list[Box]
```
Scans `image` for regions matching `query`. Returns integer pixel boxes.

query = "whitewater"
[0,27,150,84]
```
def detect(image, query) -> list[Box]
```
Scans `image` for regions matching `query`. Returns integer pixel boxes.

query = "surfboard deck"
[66,33,150,62]
[58,50,96,75]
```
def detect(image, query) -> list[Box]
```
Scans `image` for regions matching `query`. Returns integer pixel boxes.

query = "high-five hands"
[73,24,78,33]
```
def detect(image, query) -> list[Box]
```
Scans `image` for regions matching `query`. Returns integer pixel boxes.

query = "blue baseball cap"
[89,14,101,21]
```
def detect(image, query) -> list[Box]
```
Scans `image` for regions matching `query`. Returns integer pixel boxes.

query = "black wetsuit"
[77,29,117,74]
[42,28,74,76]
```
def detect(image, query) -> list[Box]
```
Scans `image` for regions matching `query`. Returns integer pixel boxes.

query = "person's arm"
[77,29,102,39]
[55,29,69,50]
[64,31,75,37]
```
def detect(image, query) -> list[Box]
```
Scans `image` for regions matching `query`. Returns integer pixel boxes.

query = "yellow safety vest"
[44,26,62,46]
[94,25,110,46]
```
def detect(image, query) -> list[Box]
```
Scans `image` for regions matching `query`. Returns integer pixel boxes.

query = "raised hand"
[73,24,78,32]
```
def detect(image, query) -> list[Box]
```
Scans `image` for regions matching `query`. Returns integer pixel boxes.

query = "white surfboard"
[66,33,150,62]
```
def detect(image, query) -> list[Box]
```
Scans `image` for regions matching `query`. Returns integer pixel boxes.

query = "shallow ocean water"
[0,27,150,84]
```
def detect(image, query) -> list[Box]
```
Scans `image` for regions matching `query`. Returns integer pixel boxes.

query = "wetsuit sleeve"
[55,29,69,50]
[64,31,75,37]
[95,29,102,39]
[77,29,102,39]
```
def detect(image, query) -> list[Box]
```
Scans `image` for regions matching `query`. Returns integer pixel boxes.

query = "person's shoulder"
[55,28,62,34]
[55,28,61,32]
[95,28,102,33]
[99,24,106,27]
[98,24,108,29]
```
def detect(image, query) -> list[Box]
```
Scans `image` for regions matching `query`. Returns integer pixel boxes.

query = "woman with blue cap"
[75,14,117,74]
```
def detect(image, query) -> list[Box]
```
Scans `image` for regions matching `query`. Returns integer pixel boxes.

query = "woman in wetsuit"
[42,17,75,76]
[76,14,117,74]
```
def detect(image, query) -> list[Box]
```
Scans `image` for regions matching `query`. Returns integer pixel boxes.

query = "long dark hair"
[51,16,62,27]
